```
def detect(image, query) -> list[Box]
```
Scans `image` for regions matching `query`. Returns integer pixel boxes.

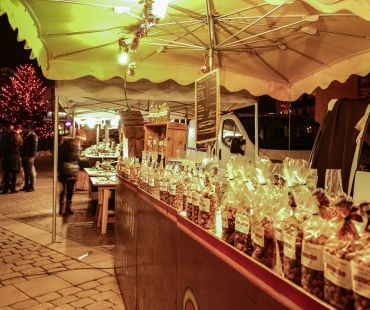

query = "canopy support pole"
[52,96,59,243]
[255,101,259,161]
[206,0,215,70]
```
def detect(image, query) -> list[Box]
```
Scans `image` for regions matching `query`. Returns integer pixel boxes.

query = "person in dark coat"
[1,125,23,194]
[58,135,81,215]
[20,124,38,192]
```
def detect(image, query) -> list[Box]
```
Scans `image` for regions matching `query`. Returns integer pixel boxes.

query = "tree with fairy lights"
[0,64,52,138]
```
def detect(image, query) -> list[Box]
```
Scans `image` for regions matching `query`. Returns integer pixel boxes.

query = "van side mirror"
[230,137,245,155]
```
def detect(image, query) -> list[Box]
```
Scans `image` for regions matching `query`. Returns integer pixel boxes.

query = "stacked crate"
[120,110,144,157]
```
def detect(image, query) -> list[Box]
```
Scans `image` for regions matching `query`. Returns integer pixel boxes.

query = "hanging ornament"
[200,53,210,73]
[128,62,137,76]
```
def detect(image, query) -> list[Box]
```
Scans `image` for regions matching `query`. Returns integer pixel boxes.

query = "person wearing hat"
[20,123,38,192]
[1,124,23,194]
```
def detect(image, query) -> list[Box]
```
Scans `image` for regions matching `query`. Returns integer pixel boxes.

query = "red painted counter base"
[115,175,334,310]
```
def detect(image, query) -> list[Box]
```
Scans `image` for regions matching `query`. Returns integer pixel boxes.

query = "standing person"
[58,134,82,215]
[20,124,38,192]
[1,125,23,194]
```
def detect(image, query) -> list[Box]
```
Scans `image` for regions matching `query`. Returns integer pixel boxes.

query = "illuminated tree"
[0,64,52,138]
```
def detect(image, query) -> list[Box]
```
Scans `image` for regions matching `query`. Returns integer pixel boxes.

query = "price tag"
[159,182,168,191]
[169,184,176,195]
[284,232,297,260]
[324,251,352,290]
[235,213,250,234]
[149,178,155,187]
[252,225,264,248]
[302,241,324,271]
[200,197,210,212]
[192,193,200,206]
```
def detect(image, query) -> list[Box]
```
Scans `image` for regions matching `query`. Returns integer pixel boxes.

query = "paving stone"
[70,297,95,308]
[36,292,61,303]
[14,259,33,266]
[0,272,22,281]
[52,305,74,310]
[0,306,13,310]
[59,286,82,296]
[91,291,117,302]
[97,276,116,285]
[63,259,79,266]
[75,289,99,298]
[1,276,26,286]
[0,264,14,274]
[57,269,107,285]
[51,295,79,306]
[43,262,64,270]
[25,274,45,281]
[33,259,53,267]
[26,302,54,310]
[3,254,22,264]
[85,300,113,310]
[12,263,33,272]
[21,266,45,276]
[0,286,29,307]
[48,267,66,273]
[14,275,71,298]
[11,298,38,309]
[78,280,100,290]
[97,283,120,293]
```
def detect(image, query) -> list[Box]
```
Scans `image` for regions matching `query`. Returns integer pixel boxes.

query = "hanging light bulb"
[152,0,171,18]
[118,48,129,65]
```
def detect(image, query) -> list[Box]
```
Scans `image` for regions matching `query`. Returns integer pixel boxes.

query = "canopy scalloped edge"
[0,0,49,71]
[266,0,370,21]
[1,0,370,101]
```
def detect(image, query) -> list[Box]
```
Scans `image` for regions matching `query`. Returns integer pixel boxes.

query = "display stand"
[144,122,187,162]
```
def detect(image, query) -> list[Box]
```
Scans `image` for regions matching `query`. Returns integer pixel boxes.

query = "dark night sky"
[0,14,39,70]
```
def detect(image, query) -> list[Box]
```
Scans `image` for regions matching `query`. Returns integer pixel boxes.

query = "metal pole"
[254,102,259,161]
[52,96,59,243]
[205,0,215,71]
[96,124,99,145]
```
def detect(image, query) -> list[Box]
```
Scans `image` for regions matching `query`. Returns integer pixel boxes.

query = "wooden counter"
[114,175,334,310]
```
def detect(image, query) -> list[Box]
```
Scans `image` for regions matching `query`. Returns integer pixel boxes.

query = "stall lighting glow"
[65,121,72,127]
[118,49,129,65]
[87,118,96,129]
[113,6,130,14]
[152,0,170,18]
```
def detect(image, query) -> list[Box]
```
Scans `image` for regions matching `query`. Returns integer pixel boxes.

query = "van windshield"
[239,115,317,150]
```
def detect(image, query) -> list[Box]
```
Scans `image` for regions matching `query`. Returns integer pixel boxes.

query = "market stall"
[2,1,370,309]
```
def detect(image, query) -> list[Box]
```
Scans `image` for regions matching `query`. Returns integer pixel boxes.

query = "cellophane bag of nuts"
[251,193,277,269]
[169,168,185,212]
[313,188,339,220]
[351,208,370,310]
[324,196,364,309]
[185,182,194,221]
[273,190,290,266]
[159,168,170,205]
[234,190,253,255]
[221,186,238,245]
[301,213,332,299]
[282,192,305,286]
[192,183,202,225]
[198,182,216,231]
[148,162,160,199]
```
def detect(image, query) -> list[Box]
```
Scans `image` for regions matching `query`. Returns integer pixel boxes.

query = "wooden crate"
[144,122,187,162]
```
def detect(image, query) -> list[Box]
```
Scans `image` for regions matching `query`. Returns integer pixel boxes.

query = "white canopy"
[2,0,370,101]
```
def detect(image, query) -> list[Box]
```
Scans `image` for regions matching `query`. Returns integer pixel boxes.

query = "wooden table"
[90,176,118,234]
[84,168,116,177]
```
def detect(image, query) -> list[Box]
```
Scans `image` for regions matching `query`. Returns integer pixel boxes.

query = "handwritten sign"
[195,69,220,143]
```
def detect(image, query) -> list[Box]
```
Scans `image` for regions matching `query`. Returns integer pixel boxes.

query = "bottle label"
[200,197,210,212]
[169,184,176,195]
[351,260,370,299]
[149,178,155,187]
[159,182,168,191]
[192,193,200,207]
[324,251,352,290]
[283,232,297,260]
[301,241,324,271]
[235,213,250,234]
[252,225,264,248]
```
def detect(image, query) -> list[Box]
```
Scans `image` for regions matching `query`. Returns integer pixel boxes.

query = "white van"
[187,110,317,167]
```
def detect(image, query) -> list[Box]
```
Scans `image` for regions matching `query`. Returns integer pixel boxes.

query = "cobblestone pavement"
[0,157,125,309]
[0,226,124,309]
[0,157,114,252]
